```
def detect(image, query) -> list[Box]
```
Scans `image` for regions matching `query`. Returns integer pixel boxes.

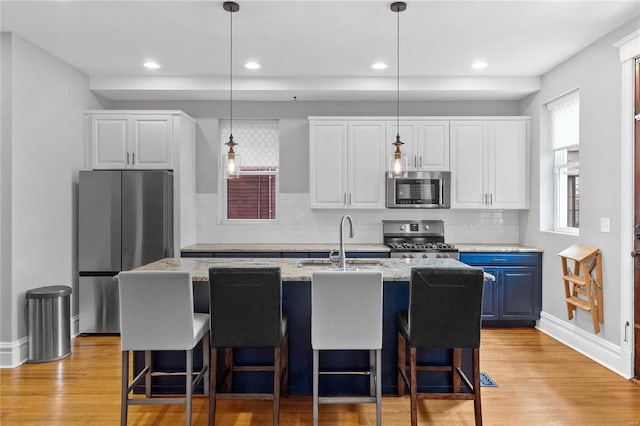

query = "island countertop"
[129,257,469,282]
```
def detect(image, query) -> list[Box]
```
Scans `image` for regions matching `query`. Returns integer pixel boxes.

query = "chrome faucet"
[335,214,355,270]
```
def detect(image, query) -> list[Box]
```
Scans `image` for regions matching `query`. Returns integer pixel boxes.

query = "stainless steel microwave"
[386,171,451,208]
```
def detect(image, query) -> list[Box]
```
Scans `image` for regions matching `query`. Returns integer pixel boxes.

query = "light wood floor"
[1,328,639,425]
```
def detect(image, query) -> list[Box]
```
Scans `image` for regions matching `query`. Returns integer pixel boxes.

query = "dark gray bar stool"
[311,270,384,426]
[397,267,484,426]
[118,271,210,426]
[208,267,289,426]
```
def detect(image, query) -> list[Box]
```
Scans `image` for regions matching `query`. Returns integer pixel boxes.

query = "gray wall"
[0,32,108,355]
[112,99,520,194]
[519,16,640,346]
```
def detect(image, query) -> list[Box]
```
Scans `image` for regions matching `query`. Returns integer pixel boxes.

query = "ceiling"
[2,0,639,101]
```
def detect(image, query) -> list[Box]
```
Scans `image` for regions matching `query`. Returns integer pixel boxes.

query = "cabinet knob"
[631,251,640,257]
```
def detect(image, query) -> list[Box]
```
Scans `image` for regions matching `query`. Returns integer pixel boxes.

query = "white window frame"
[218,120,280,224]
[548,90,580,235]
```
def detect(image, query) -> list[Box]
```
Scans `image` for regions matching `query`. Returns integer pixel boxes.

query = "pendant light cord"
[396,6,400,133]
[229,7,233,137]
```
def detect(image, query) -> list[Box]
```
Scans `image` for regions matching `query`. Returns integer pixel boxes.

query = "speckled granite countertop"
[181,243,542,253]
[129,257,471,282]
[180,243,390,253]
[453,244,543,253]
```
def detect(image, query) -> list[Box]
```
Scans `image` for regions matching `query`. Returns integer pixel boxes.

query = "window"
[220,120,279,221]
[547,90,580,232]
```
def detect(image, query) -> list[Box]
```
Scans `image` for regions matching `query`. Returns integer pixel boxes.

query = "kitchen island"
[129,257,479,396]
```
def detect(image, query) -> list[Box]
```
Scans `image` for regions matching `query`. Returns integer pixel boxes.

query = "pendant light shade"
[389,1,407,178]
[223,1,240,178]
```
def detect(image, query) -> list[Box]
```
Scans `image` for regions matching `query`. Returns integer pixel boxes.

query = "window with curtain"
[547,90,580,232]
[220,120,279,220]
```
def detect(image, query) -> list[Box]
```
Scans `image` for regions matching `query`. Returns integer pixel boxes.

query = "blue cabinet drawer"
[460,252,540,266]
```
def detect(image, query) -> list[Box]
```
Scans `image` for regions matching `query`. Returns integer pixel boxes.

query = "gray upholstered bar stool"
[208,267,289,426]
[397,267,484,426]
[311,270,384,426]
[118,271,210,426]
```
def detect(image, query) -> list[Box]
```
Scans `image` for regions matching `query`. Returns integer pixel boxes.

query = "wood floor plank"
[1,329,639,425]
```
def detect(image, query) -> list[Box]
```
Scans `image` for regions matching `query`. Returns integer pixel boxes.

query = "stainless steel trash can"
[26,285,72,363]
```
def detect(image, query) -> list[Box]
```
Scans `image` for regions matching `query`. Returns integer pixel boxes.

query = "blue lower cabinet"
[460,252,542,326]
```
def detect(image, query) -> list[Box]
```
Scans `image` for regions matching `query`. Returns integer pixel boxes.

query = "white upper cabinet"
[309,119,386,209]
[348,121,386,208]
[89,113,173,170]
[450,119,529,209]
[386,121,449,171]
[309,121,348,208]
[131,115,173,169]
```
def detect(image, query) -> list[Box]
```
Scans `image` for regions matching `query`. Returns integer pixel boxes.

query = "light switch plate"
[600,217,610,233]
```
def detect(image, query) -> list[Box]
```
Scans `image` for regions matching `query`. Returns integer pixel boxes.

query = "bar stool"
[311,270,384,426]
[118,271,210,426]
[397,267,484,426]
[208,267,289,426]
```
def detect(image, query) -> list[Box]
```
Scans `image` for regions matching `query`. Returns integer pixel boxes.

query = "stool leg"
[273,347,281,426]
[203,333,210,396]
[375,349,382,426]
[145,350,152,398]
[397,332,406,396]
[410,347,417,426]
[208,348,217,426]
[121,351,129,426]
[472,347,482,426]
[369,350,375,397]
[224,348,233,392]
[281,334,289,397]
[453,348,461,393]
[313,349,319,426]
[185,349,193,426]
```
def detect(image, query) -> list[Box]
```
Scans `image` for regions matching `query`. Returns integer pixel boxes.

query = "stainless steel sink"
[296,258,383,267]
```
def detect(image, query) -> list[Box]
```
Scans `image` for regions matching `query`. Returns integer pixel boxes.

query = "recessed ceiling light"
[472,61,488,70]
[245,61,261,70]
[143,61,161,69]
[372,62,388,70]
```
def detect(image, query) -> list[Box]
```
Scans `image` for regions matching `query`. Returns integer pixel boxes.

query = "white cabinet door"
[348,121,386,208]
[386,121,450,171]
[451,120,529,209]
[310,121,348,208]
[131,115,173,169]
[415,121,449,171]
[450,121,487,208]
[488,121,528,209]
[386,121,416,169]
[91,115,131,169]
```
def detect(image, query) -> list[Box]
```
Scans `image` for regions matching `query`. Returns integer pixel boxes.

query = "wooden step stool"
[558,245,603,334]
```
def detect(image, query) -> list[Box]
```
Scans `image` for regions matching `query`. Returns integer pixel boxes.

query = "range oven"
[386,171,450,209]
[383,219,459,260]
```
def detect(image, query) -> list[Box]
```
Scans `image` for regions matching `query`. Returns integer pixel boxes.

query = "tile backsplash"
[196,193,520,245]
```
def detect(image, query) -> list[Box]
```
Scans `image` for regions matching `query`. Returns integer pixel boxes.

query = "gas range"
[383,219,459,260]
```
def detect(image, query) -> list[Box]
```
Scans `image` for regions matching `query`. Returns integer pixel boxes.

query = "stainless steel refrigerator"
[78,170,173,333]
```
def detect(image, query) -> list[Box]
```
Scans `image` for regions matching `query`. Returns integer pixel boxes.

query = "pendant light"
[223,1,240,178]
[390,1,407,178]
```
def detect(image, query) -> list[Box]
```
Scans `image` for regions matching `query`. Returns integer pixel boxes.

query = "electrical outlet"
[600,217,610,233]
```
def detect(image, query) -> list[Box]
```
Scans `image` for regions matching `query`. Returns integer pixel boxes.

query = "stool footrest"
[318,396,377,404]
[319,370,371,376]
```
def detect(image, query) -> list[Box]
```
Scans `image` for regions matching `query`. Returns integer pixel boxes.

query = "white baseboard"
[537,311,632,379]
[0,337,28,368]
